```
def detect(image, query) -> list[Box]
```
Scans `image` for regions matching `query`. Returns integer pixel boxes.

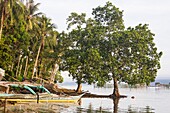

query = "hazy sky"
[36,0,170,79]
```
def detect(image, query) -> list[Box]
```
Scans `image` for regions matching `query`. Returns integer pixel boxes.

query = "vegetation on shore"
[0,0,162,98]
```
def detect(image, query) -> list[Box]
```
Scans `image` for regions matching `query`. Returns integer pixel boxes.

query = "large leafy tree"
[64,2,162,96]
[92,2,162,97]
[61,13,105,93]
[91,2,125,97]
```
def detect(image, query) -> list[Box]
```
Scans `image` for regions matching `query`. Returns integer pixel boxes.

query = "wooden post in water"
[36,92,39,103]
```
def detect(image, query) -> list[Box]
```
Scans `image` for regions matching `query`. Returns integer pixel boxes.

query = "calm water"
[58,82,170,113]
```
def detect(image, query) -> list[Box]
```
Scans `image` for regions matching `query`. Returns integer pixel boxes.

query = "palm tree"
[21,0,42,78]
[25,0,42,30]
[0,0,25,40]
[31,15,57,79]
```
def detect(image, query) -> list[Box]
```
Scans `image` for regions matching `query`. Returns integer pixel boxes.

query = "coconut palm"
[20,0,42,78]
[31,15,57,79]
[25,0,42,30]
[0,0,25,40]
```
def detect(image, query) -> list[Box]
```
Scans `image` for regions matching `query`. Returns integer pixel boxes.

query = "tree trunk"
[32,45,41,79]
[113,77,120,97]
[15,54,22,77]
[50,63,59,83]
[37,57,42,78]
[18,57,24,78]
[76,82,82,93]
[0,5,5,40]
[24,56,28,78]
[32,34,45,79]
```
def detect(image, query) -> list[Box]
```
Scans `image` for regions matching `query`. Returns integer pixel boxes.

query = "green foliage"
[0,0,61,82]
[55,71,63,83]
[0,40,12,69]
[120,24,163,85]
[92,1,124,30]
[62,12,107,85]
[63,1,162,89]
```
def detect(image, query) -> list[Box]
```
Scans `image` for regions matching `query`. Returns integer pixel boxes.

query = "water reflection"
[126,105,155,113]
[114,98,155,113]
[79,98,155,113]
[77,103,112,113]
[113,98,119,113]
[77,98,119,113]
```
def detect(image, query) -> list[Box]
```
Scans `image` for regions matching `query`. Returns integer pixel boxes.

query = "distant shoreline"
[153,78,170,84]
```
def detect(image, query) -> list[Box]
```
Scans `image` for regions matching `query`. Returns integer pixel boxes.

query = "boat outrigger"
[0,82,85,103]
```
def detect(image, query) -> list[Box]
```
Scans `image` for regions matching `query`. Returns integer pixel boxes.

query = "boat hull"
[1,98,79,103]
[0,93,83,103]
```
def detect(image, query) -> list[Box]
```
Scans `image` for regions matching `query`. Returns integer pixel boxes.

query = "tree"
[31,15,57,79]
[64,2,162,96]
[40,30,63,83]
[18,0,42,78]
[61,13,104,93]
[92,2,162,97]
[24,0,42,30]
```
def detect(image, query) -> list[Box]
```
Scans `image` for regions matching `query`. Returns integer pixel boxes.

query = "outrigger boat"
[0,82,85,103]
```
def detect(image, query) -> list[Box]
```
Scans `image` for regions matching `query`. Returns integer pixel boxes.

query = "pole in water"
[36,92,39,103]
